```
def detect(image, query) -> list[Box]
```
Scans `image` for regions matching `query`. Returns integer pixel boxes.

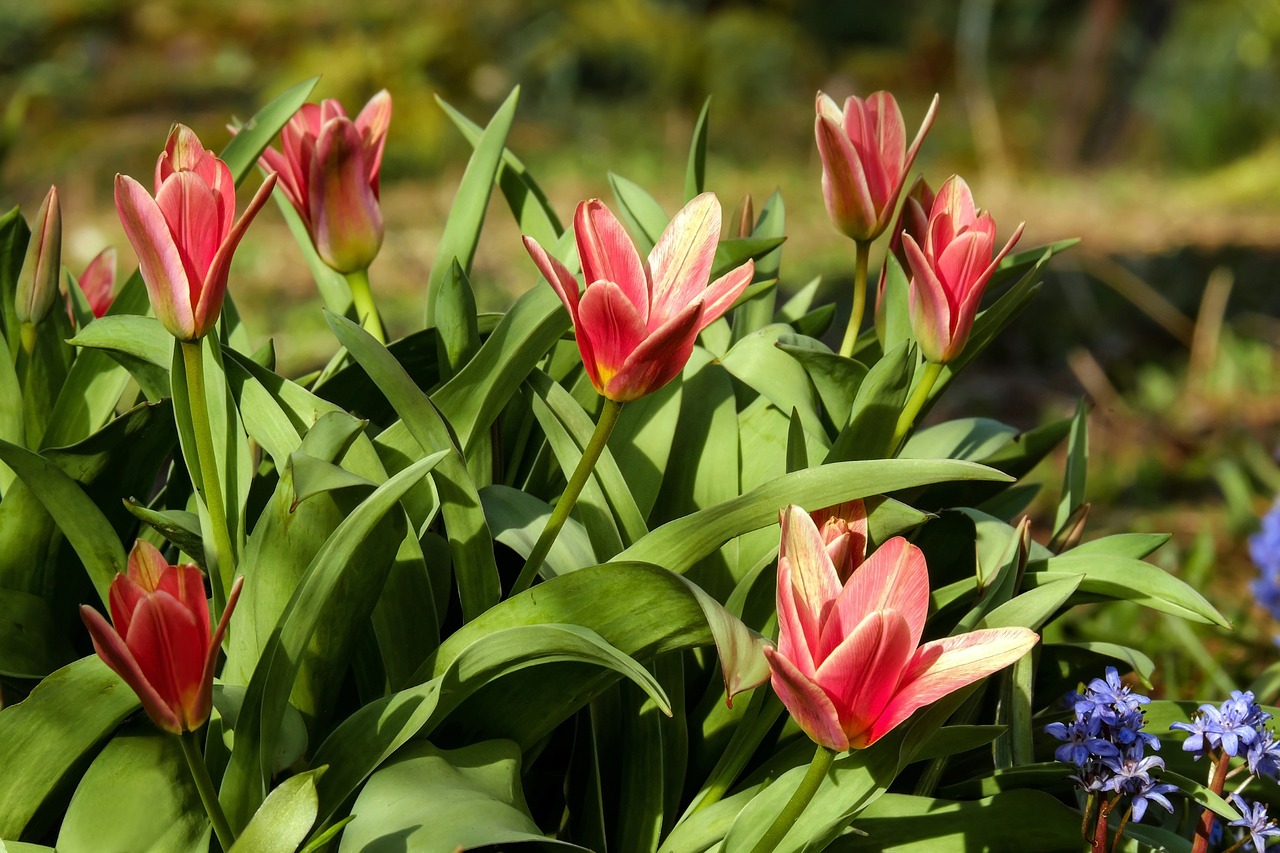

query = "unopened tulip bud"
[15,186,62,330]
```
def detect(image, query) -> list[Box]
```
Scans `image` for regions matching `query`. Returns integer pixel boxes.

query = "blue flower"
[1045,716,1119,767]
[1250,500,1280,621]
[1249,730,1280,778]
[1229,794,1280,851]
[1173,692,1266,759]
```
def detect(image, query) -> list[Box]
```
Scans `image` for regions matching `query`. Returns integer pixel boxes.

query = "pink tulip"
[79,246,118,319]
[765,505,1037,751]
[80,541,243,734]
[259,91,391,273]
[874,176,934,342]
[15,186,62,327]
[115,125,276,341]
[815,91,938,243]
[902,176,1024,364]
[523,193,754,402]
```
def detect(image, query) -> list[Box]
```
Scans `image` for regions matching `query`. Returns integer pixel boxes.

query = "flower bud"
[15,186,62,328]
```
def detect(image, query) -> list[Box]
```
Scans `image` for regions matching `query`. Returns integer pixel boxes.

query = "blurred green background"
[6,0,1280,689]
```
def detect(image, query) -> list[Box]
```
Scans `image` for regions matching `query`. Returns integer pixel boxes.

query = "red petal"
[574,200,649,323]
[310,119,383,273]
[821,537,929,661]
[779,505,842,658]
[903,233,954,364]
[576,279,649,396]
[603,298,701,401]
[816,116,877,241]
[695,260,754,333]
[81,604,184,733]
[647,193,720,326]
[765,647,848,751]
[126,594,207,731]
[815,609,915,741]
[115,174,195,339]
[198,172,277,338]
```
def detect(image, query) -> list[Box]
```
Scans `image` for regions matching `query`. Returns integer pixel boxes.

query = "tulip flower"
[15,186,62,333]
[78,246,118,319]
[902,175,1023,365]
[115,124,277,341]
[874,176,934,343]
[259,91,391,275]
[765,505,1037,751]
[815,91,938,244]
[80,541,243,735]
[523,192,754,403]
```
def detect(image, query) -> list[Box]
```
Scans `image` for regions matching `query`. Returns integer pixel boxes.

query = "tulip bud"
[15,186,62,330]
[311,118,384,273]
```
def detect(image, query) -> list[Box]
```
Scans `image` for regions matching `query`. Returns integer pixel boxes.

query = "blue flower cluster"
[1046,667,1177,822]
[1172,690,1280,773]
[1229,794,1280,852]
[1250,500,1280,622]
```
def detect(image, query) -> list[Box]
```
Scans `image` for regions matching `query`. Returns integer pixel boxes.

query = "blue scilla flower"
[1229,794,1280,851]
[1174,691,1267,759]
[1251,500,1280,621]
[1075,667,1150,725]
[1045,715,1120,767]
[1249,729,1280,778]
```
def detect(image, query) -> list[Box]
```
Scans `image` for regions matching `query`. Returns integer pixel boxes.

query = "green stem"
[181,340,235,610]
[838,240,871,358]
[179,729,236,851]
[510,398,624,596]
[889,360,943,454]
[346,268,385,343]
[749,744,836,853]
[1110,804,1133,853]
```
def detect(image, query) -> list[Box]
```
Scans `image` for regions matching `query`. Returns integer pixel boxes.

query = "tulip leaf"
[990,237,1079,288]
[432,259,480,382]
[1070,532,1171,560]
[327,311,500,619]
[309,622,671,834]
[229,767,323,853]
[719,324,826,440]
[879,251,913,351]
[436,94,562,246]
[777,340,868,433]
[732,190,784,342]
[58,724,210,853]
[0,206,27,360]
[901,417,1019,462]
[825,341,914,463]
[685,96,711,200]
[0,656,141,839]
[221,77,320,187]
[212,684,309,775]
[713,236,786,281]
[617,458,1010,575]
[425,87,518,326]
[608,172,668,254]
[1046,641,1157,684]
[480,483,597,575]
[0,439,125,604]
[0,587,75,678]
[338,740,590,853]
[941,248,1051,379]
[606,373,682,519]
[220,453,443,832]
[288,451,378,508]
[0,325,22,493]
[1053,398,1089,538]
[66,313,172,399]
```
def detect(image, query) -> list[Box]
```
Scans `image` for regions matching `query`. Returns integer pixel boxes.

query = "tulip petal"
[80,247,117,318]
[355,90,393,190]
[127,593,206,729]
[774,545,815,677]
[603,298,702,402]
[765,647,848,752]
[156,170,223,297]
[891,94,939,233]
[858,627,1038,748]
[903,233,953,364]
[779,505,842,656]
[696,260,754,332]
[577,279,650,396]
[935,230,993,306]
[198,173,278,339]
[927,176,979,253]
[196,575,243,731]
[81,604,184,733]
[575,201,648,322]
[115,173,195,339]
[647,193,720,326]
[857,93,905,211]
[816,115,877,241]
[815,609,915,741]
[310,119,383,273]
[822,537,929,658]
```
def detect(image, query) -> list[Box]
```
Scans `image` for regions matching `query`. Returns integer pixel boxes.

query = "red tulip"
[765,505,1037,751]
[815,91,938,243]
[115,125,276,341]
[79,246,118,319]
[80,541,243,734]
[874,176,934,342]
[523,193,754,402]
[259,91,391,273]
[902,176,1024,364]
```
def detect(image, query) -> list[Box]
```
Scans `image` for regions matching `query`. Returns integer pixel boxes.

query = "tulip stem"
[837,240,871,358]
[889,360,944,454]
[346,269,386,343]
[181,340,236,609]
[179,729,236,851]
[510,397,624,597]
[749,744,836,853]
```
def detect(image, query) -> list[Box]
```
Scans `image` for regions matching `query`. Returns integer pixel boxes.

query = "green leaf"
[432,259,480,382]
[1047,641,1156,683]
[1159,769,1242,821]
[719,324,825,440]
[0,439,125,604]
[617,458,1011,574]
[0,587,75,678]
[66,314,172,400]
[777,341,867,433]
[684,97,711,200]
[288,452,377,508]
[901,417,1019,462]
[436,94,562,246]
[58,725,209,853]
[213,684,309,775]
[230,767,324,853]
[941,248,1052,378]
[608,172,667,254]
[480,484,597,575]
[0,206,28,360]
[732,190,784,341]
[1054,399,1089,537]
[1070,533,1171,560]
[221,77,320,187]
[607,375,682,519]
[0,656,140,839]
[879,252,912,351]
[0,326,23,493]
[978,576,1084,632]
[1027,553,1230,627]
[338,740,590,852]
[825,341,914,463]
[425,87,519,325]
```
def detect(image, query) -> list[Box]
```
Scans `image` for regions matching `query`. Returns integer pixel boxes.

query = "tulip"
[259,91,390,274]
[80,541,243,734]
[78,246,118,319]
[902,175,1024,364]
[765,505,1037,751]
[874,176,934,343]
[815,91,938,244]
[15,186,62,331]
[115,124,277,341]
[523,193,754,403]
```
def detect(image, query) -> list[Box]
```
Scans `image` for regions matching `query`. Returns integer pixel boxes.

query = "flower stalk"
[748,744,836,853]
[890,360,943,453]
[1192,750,1231,853]
[346,268,385,343]
[181,339,236,605]
[837,240,870,358]
[179,729,236,851]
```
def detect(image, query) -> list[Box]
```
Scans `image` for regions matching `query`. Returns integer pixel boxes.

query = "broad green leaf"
[123,501,201,558]
[1027,553,1230,627]
[713,237,786,280]
[1159,769,1242,821]
[617,458,1010,575]
[825,341,914,463]
[978,577,1083,632]
[1054,399,1089,538]
[901,417,1019,462]
[0,326,22,493]
[777,276,822,324]
[0,656,140,839]
[288,452,377,507]
[338,740,589,852]
[1047,641,1156,683]
[0,206,28,359]
[1070,532,1172,560]
[607,374,682,519]
[777,341,868,434]
[213,684,308,775]
[989,238,1079,287]
[0,439,125,604]
[608,172,667,254]
[230,767,324,853]
[685,97,711,200]
[436,94,562,246]
[879,252,912,351]
[327,312,499,619]
[221,77,320,187]
[425,87,519,325]
[719,324,825,440]
[480,484,597,576]
[940,248,1052,379]
[913,725,1005,762]
[0,587,74,678]
[66,314,171,400]
[432,259,480,382]
[732,190,784,341]
[58,725,209,853]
